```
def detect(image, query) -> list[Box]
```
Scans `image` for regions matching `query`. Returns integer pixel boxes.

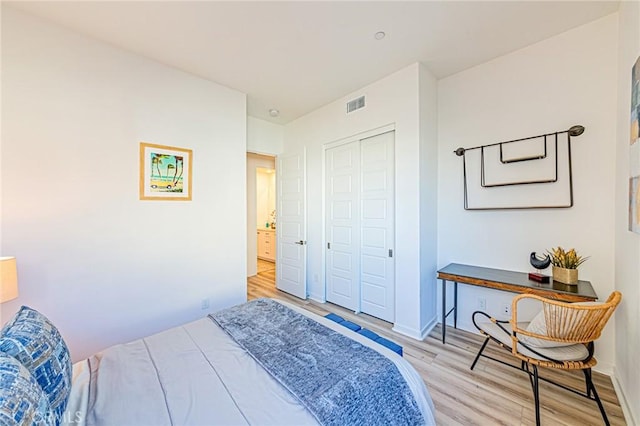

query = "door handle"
[294,240,306,245]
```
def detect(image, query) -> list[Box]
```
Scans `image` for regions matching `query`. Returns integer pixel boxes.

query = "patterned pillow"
[0,351,54,425]
[0,306,72,424]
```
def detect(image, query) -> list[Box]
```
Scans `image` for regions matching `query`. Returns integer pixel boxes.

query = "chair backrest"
[512,291,622,345]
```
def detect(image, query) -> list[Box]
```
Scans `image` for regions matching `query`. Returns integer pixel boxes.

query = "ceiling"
[6,1,619,124]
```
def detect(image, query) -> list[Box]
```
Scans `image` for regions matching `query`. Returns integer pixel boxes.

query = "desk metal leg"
[441,279,446,343]
[442,279,458,344]
[454,281,458,329]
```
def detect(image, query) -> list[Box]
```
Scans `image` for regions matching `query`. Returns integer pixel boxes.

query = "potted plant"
[547,246,589,285]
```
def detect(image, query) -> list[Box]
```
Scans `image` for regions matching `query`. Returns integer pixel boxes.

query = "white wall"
[614,2,640,423]
[438,14,619,372]
[247,116,284,155]
[284,63,438,338]
[419,66,439,330]
[246,153,276,276]
[0,5,4,254]
[0,7,247,361]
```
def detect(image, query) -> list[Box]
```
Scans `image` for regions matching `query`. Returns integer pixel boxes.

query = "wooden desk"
[437,263,598,344]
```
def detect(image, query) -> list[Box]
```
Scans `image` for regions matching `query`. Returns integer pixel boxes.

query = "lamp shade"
[0,257,18,303]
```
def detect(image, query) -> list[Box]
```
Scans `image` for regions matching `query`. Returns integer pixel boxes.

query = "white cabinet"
[257,229,276,262]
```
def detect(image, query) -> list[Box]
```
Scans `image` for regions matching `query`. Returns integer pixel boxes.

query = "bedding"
[0,306,72,424]
[63,299,435,425]
[211,299,423,425]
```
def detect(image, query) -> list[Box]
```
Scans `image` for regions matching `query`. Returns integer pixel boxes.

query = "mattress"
[63,299,436,425]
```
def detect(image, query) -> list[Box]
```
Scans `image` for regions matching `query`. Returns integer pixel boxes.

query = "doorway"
[247,153,277,283]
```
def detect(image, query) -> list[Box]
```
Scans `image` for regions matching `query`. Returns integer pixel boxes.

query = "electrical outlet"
[502,303,511,316]
[201,298,210,310]
[478,298,486,310]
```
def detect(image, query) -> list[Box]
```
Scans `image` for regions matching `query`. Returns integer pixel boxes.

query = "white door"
[360,132,395,322]
[276,149,307,299]
[325,142,360,311]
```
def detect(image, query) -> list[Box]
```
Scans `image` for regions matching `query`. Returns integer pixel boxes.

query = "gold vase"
[552,266,578,285]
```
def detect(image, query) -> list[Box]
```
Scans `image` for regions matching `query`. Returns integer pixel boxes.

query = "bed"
[0,298,436,425]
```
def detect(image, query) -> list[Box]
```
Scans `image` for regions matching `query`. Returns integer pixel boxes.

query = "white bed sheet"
[63,300,436,425]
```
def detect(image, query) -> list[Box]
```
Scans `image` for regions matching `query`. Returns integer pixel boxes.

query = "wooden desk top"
[437,263,598,302]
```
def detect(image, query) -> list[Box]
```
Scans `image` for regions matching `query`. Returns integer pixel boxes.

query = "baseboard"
[392,316,437,341]
[392,323,422,340]
[612,366,636,426]
[592,362,613,377]
[307,294,326,304]
[421,316,438,340]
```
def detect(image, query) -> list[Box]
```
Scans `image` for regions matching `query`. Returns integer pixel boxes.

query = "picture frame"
[139,142,192,201]
[630,56,640,233]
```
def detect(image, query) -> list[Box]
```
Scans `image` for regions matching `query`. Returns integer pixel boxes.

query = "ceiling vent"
[346,96,365,114]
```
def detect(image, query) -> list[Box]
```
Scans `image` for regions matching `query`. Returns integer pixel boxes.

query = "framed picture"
[630,56,640,233]
[139,142,192,201]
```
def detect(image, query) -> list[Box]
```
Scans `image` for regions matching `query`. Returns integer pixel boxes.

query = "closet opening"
[324,129,395,322]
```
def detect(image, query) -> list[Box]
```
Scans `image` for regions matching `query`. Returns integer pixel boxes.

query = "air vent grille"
[346,96,365,113]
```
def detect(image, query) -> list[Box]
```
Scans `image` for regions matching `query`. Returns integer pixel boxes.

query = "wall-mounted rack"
[454,125,585,210]
[480,133,559,188]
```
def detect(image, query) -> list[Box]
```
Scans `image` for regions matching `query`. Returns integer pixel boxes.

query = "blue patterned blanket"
[210,298,425,426]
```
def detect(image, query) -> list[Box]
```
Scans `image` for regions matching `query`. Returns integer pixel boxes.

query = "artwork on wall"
[630,56,640,233]
[139,142,192,201]
[453,125,584,210]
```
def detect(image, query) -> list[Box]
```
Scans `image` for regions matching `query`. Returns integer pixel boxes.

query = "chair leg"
[584,368,593,397]
[470,336,490,370]
[523,362,535,390]
[531,365,541,426]
[583,369,610,426]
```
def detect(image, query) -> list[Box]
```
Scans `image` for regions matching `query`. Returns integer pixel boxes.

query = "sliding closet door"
[325,142,360,310]
[360,131,395,322]
[325,130,395,321]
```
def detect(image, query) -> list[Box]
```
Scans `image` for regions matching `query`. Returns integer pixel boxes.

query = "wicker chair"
[471,291,622,426]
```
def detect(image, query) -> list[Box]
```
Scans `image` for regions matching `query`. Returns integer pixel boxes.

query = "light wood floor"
[247,272,626,426]
[256,259,275,275]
